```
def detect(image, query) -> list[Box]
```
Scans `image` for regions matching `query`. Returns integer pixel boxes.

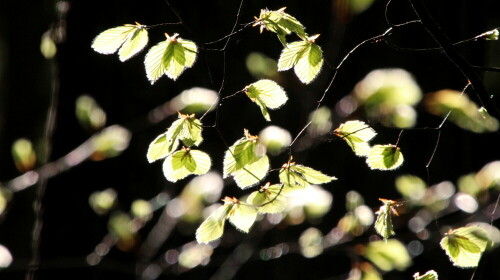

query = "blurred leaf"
[162,148,211,182]
[299,227,323,258]
[0,245,12,268]
[364,239,411,271]
[366,144,404,170]
[170,87,219,114]
[348,0,375,14]
[334,120,377,157]
[89,188,117,215]
[108,212,136,251]
[395,175,427,201]
[255,7,307,44]
[245,52,278,80]
[247,183,287,213]
[131,199,153,220]
[440,226,490,268]
[258,125,292,155]
[75,95,107,131]
[279,160,336,190]
[244,79,288,121]
[91,125,131,160]
[347,262,382,280]
[40,32,57,59]
[413,270,438,280]
[144,33,197,83]
[91,23,148,62]
[425,89,499,133]
[11,138,36,172]
[374,198,398,239]
[223,130,269,189]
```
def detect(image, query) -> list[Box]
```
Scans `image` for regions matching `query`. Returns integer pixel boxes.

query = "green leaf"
[144,33,198,84]
[366,144,404,170]
[196,203,231,244]
[166,113,203,147]
[294,41,324,84]
[228,201,259,233]
[255,7,307,44]
[364,239,412,271]
[247,183,287,213]
[279,160,336,190]
[223,130,270,189]
[277,40,309,71]
[162,148,211,182]
[91,23,149,62]
[440,226,490,268]
[334,120,377,157]
[413,270,438,280]
[147,132,173,163]
[374,198,399,239]
[244,79,288,121]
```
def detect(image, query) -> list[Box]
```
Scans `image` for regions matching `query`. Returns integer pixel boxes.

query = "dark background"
[1,0,500,279]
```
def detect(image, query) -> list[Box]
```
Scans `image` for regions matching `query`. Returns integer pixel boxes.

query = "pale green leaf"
[118,28,148,61]
[223,138,256,177]
[228,202,258,233]
[166,113,203,148]
[257,7,307,43]
[374,199,397,239]
[440,226,490,268]
[364,239,412,271]
[334,120,377,156]
[294,42,324,84]
[92,25,136,55]
[413,270,438,280]
[196,204,231,244]
[279,161,336,190]
[144,34,198,84]
[247,183,287,213]
[162,148,211,182]
[366,144,404,170]
[147,132,175,163]
[231,155,270,189]
[277,40,309,71]
[245,79,288,121]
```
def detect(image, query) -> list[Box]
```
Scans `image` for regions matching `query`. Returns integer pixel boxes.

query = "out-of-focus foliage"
[89,188,117,215]
[0,245,12,269]
[169,87,219,114]
[363,239,412,271]
[258,125,292,155]
[425,89,499,133]
[245,52,278,80]
[76,95,107,131]
[11,138,36,172]
[91,125,131,160]
[299,227,323,258]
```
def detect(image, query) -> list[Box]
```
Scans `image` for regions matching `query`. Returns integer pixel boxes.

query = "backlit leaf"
[366,144,404,170]
[166,113,203,148]
[92,23,149,62]
[279,160,336,190]
[413,270,438,280]
[334,120,377,157]
[244,79,288,121]
[364,239,412,271]
[277,40,308,71]
[294,41,323,84]
[223,130,269,189]
[196,203,231,244]
[247,183,287,213]
[144,33,198,84]
[255,7,307,44]
[440,226,490,268]
[228,201,259,233]
[374,198,399,239]
[146,132,172,163]
[162,148,211,182]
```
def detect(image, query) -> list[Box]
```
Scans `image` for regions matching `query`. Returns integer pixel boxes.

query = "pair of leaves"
[334,121,404,170]
[244,79,288,121]
[148,114,209,182]
[196,197,258,244]
[374,198,400,240]
[440,226,491,268]
[413,270,438,280]
[254,7,307,46]
[279,160,336,190]
[145,33,198,83]
[277,37,324,84]
[223,130,270,189]
[247,183,287,214]
[92,22,149,62]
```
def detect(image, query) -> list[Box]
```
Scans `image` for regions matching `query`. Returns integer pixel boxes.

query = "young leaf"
[166,113,203,148]
[162,148,211,182]
[440,226,490,268]
[364,239,412,271]
[244,79,288,121]
[91,23,149,62]
[374,198,400,240]
[278,40,309,71]
[223,130,269,189]
[146,132,172,163]
[247,183,287,213]
[254,7,307,45]
[144,33,198,84]
[334,120,377,157]
[227,200,259,233]
[294,40,324,84]
[366,144,404,170]
[196,203,231,244]
[279,160,336,190]
[413,270,438,280]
